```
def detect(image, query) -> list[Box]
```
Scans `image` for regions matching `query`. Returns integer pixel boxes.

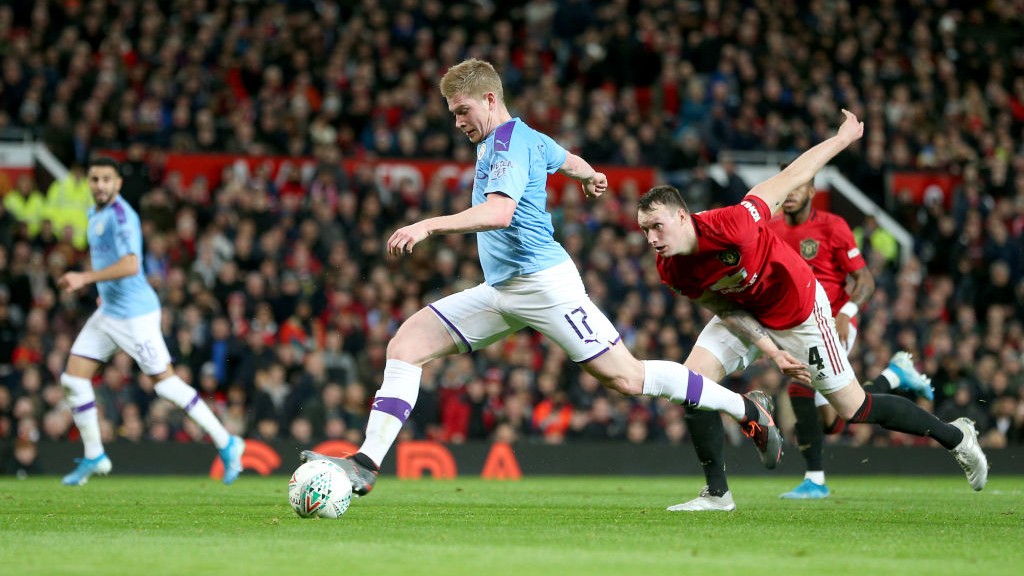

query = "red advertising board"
[100,151,656,204]
[889,171,959,209]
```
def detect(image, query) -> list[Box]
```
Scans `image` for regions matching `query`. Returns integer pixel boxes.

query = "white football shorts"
[428,259,621,363]
[70,309,172,375]
[694,281,857,395]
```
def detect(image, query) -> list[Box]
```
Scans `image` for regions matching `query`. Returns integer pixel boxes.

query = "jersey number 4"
[807,346,825,371]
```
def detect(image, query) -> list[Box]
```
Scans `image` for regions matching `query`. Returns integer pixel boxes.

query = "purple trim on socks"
[185,393,200,411]
[685,370,704,407]
[73,401,96,414]
[372,397,413,422]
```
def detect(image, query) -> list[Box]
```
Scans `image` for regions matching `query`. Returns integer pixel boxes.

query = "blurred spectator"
[3,174,46,238]
[0,0,1019,455]
[2,438,41,478]
[44,163,91,250]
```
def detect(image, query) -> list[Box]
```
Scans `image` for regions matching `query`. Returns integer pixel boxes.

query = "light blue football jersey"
[475,118,570,285]
[87,195,160,318]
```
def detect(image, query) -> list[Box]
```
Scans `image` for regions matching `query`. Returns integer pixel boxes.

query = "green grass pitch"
[1,475,1021,576]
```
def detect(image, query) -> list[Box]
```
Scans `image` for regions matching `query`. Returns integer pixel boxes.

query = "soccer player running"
[770,167,933,499]
[301,58,789,496]
[58,157,244,486]
[636,110,987,512]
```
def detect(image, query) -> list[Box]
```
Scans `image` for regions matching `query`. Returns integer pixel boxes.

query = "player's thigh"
[501,265,619,363]
[68,311,119,370]
[816,321,858,407]
[388,306,461,365]
[427,283,523,354]
[823,381,866,420]
[104,310,173,376]
[579,341,643,393]
[65,354,104,379]
[772,289,857,396]
[692,316,758,379]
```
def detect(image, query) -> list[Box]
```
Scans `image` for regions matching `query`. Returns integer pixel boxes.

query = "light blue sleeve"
[114,211,142,259]
[537,131,568,174]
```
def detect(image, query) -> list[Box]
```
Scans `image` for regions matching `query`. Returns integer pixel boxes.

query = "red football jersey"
[657,195,817,330]
[768,209,866,317]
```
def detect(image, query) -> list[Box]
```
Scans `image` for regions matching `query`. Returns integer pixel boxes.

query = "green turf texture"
[1,475,1020,576]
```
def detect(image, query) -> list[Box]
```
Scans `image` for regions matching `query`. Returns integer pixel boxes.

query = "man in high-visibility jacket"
[46,163,93,249]
[3,173,47,237]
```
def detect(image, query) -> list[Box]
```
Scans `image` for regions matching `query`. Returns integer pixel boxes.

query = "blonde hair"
[439,58,504,103]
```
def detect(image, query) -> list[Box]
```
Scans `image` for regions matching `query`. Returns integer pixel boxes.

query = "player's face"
[781,181,814,216]
[447,92,495,144]
[87,166,122,208]
[638,204,690,256]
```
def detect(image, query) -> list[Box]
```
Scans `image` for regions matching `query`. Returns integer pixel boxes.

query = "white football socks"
[61,373,105,459]
[155,375,230,449]
[360,359,422,467]
[641,360,746,421]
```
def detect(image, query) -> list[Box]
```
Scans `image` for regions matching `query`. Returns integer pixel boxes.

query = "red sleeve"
[832,219,866,274]
[698,195,770,243]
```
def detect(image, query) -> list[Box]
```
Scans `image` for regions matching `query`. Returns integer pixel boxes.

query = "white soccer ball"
[288,460,353,519]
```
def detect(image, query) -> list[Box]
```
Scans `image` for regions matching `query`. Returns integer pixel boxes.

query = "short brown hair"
[637,185,689,214]
[439,58,504,103]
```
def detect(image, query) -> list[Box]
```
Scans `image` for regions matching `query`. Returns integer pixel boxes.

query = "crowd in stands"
[1,0,1023,475]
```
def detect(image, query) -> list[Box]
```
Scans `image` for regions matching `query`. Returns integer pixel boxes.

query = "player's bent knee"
[597,375,636,396]
[823,378,864,421]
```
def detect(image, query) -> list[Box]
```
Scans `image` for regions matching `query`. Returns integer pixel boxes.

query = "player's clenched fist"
[583,172,608,199]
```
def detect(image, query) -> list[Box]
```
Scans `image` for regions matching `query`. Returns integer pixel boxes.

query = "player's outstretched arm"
[58,254,140,292]
[749,109,864,215]
[696,292,812,384]
[558,152,607,199]
[386,193,517,256]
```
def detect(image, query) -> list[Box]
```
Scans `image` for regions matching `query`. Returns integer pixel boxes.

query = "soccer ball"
[288,460,353,519]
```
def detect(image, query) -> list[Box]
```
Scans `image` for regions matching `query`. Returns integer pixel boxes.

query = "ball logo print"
[288,460,352,519]
[303,485,327,514]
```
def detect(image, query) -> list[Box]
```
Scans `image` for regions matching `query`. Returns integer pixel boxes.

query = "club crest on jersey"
[477,142,487,160]
[717,249,740,266]
[800,238,819,259]
[93,222,105,236]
